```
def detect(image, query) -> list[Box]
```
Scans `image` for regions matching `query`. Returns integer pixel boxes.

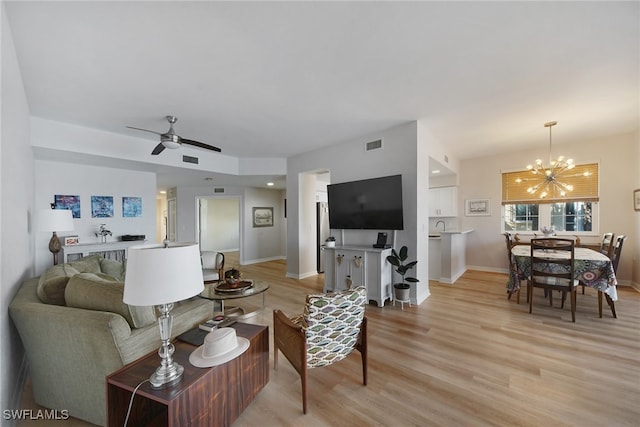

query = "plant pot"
[393,283,410,302]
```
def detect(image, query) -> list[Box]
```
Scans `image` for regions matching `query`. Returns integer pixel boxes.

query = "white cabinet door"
[429,187,458,217]
[335,250,366,291]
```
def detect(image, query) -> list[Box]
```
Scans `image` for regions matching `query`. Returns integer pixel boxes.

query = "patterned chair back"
[302,286,366,368]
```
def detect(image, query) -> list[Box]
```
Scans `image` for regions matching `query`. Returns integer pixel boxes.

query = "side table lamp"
[123,242,204,389]
[36,208,74,265]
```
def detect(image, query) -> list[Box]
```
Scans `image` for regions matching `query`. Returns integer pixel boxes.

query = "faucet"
[435,220,446,232]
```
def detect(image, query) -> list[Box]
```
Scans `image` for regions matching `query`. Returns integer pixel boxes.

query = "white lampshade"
[36,209,74,232]
[124,243,204,306]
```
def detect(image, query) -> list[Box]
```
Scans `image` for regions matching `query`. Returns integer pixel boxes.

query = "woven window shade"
[502,163,598,205]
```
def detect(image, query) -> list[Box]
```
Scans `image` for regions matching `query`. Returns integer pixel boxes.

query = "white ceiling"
[5,1,639,189]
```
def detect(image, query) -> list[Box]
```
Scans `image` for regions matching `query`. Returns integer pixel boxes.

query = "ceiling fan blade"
[126,126,163,136]
[181,138,222,153]
[151,143,166,155]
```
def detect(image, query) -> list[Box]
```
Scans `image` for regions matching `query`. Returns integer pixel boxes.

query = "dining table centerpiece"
[540,225,556,237]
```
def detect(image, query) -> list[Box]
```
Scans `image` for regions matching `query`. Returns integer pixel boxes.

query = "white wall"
[1,2,35,414]
[287,121,432,304]
[460,132,637,284]
[33,160,156,276]
[176,185,285,265]
[200,197,240,252]
[633,131,640,289]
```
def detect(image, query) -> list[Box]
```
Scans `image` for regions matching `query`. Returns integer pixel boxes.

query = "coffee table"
[200,280,270,319]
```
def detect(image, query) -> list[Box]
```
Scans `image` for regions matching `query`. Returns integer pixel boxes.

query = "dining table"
[506,244,618,301]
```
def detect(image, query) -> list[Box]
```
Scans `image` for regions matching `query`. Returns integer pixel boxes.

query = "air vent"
[182,155,199,164]
[213,188,225,193]
[365,139,383,151]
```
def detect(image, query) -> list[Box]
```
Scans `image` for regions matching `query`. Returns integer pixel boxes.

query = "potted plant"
[325,236,336,247]
[386,245,419,302]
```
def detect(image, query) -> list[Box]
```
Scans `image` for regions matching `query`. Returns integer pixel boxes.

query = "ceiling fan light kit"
[127,115,221,155]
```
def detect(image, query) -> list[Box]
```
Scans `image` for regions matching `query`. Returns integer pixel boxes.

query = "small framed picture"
[465,199,490,216]
[634,189,640,212]
[64,236,79,246]
[252,207,274,227]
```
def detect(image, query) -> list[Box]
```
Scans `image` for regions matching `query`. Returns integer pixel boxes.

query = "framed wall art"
[252,207,274,227]
[122,196,142,218]
[91,195,114,218]
[54,195,81,218]
[465,199,491,216]
[634,189,640,212]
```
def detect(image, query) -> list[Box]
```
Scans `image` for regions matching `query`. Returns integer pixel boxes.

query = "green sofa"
[9,255,214,426]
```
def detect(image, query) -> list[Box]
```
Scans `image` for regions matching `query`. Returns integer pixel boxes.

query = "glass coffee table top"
[199,280,270,319]
[200,280,269,301]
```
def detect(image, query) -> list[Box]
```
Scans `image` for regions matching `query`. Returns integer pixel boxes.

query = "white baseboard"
[241,255,285,265]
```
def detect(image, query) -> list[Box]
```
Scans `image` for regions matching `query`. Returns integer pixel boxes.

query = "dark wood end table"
[106,322,269,427]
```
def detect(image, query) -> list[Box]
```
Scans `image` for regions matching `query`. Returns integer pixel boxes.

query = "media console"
[323,245,393,307]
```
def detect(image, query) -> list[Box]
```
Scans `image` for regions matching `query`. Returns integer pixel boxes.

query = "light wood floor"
[19,254,640,426]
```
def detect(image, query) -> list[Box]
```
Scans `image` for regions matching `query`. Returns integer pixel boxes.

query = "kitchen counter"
[428,229,474,283]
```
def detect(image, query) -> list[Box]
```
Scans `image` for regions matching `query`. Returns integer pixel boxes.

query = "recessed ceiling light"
[267,182,275,186]
[432,170,441,174]
[159,190,166,194]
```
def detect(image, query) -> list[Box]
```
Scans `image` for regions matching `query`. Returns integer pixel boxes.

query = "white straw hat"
[189,327,250,367]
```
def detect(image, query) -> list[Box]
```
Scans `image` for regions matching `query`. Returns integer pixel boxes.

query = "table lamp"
[123,242,204,389]
[36,209,74,265]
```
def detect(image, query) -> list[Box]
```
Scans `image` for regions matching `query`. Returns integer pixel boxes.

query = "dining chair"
[201,251,225,284]
[599,232,615,257]
[504,233,527,303]
[597,235,626,318]
[578,232,615,295]
[273,286,368,414]
[528,238,579,322]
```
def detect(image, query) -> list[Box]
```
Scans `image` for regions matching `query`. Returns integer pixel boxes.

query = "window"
[501,163,599,235]
[504,204,538,231]
[550,202,593,232]
[502,202,597,234]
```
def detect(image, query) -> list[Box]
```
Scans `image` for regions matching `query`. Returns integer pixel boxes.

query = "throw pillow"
[67,254,103,274]
[36,264,80,306]
[65,272,156,329]
[99,257,126,281]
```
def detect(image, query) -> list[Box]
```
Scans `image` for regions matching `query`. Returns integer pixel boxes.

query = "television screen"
[327,174,404,230]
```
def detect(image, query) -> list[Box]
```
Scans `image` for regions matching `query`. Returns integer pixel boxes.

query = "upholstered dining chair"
[528,238,579,322]
[201,251,225,284]
[273,286,368,414]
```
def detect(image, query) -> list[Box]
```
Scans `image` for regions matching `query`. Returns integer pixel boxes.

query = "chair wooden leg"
[560,291,566,309]
[605,293,617,318]
[598,291,603,318]
[528,283,533,314]
[516,288,520,305]
[301,368,308,414]
[570,288,576,323]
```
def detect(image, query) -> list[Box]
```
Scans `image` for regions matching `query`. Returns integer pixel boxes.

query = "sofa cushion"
[99,257,126,281]
[65,273,156,328]
[36,264,80,306]
[67,254,103,274]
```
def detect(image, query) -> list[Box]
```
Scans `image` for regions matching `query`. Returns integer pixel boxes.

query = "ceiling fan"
[126,115,221,156]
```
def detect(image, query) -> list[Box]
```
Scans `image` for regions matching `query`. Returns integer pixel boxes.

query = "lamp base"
[149,361,184,389]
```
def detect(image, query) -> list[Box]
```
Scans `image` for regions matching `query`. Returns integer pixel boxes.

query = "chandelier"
[522,121,575,198]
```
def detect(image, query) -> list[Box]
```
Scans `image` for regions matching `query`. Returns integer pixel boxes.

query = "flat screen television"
[327,174,404,230]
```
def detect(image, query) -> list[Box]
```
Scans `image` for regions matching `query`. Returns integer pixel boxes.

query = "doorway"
[197,197,241,257]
